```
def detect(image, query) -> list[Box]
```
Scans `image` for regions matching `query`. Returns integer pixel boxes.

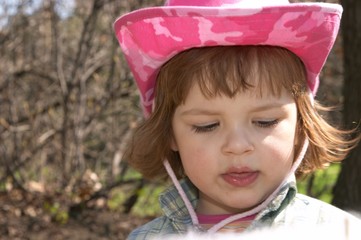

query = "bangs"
[155,46,307,111]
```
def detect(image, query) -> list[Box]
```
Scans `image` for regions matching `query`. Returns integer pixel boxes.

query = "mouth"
[221,167,259,187]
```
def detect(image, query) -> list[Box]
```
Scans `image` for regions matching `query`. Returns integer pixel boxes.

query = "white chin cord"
[163,138,309,233]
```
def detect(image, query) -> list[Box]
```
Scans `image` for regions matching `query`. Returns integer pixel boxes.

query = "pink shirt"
[197,213,257,232]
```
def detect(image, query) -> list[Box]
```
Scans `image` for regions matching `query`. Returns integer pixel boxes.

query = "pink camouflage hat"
[113,0,342,117]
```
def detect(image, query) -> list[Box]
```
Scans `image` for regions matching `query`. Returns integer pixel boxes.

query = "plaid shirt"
[127,177,360,240]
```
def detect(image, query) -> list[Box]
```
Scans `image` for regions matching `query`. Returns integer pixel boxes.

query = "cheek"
[179,146,213,175]
[270,145,294,167]
[262,135,296,166]
[274,126,297,157]
[270,137,294,154]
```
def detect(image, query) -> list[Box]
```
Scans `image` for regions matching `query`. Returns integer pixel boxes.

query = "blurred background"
[0,0,360,239]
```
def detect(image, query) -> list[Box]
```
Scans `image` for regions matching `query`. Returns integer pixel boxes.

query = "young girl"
[113,0,360,239]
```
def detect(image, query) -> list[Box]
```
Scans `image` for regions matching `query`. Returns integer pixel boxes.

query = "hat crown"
[165,0,289,7]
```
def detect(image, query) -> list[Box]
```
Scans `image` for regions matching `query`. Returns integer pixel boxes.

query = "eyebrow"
[180,109,220,116]
[180,102,290,116]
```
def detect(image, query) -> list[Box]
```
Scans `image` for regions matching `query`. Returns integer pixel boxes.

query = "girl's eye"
[192,123,219,133]
[253,119,279,128]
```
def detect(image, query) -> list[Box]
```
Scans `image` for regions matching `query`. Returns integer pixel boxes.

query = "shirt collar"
[159,175,297,226]
[159,178,198,223]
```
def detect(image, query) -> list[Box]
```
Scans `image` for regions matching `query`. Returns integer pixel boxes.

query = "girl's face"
[171,83,298,215]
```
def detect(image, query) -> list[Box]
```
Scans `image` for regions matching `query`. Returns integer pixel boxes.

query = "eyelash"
[192,123,219,133]
[192,119,279,133]
[253,119,279,128]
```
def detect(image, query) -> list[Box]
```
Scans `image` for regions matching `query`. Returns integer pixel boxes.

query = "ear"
[294,119,302,146]
[294,132,299,146]
[170,135,179,151]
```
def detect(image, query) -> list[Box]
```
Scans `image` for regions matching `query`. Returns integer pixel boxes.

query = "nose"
[221,127,254,155]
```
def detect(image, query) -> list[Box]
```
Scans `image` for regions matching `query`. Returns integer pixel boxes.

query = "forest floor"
[0,189,153,240]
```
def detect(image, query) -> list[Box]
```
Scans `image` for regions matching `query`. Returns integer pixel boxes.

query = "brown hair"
[124,46,359,179]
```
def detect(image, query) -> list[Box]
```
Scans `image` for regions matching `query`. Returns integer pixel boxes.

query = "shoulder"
[274,193,361,226]
[127,216,175,240]
[294,194,356,218]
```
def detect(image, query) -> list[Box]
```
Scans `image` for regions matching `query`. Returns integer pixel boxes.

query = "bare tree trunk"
[0,0,161,209]
[332,0,361,212]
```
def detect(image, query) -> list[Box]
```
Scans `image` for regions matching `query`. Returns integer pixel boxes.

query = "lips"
[221,167,259,187]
